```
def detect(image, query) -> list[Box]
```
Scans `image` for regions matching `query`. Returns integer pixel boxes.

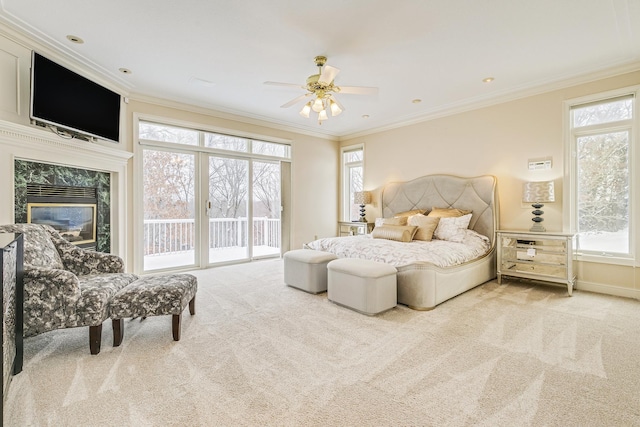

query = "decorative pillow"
[427,207,472,218]
[374,217,408,227]
[408,215,440,241]
[433,213,472,242]
[393,209,427,218]
[371,225,418,242]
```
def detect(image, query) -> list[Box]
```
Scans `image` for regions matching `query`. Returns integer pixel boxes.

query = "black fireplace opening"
[26,184,98,249]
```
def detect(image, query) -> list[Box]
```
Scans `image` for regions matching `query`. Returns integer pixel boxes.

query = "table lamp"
[353,191,372,222]
[522,181,555,232]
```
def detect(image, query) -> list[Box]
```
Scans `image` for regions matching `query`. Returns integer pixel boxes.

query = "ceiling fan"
[264,56,378,124]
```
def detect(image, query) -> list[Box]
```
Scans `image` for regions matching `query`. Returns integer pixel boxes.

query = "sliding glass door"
[207,156,249,263]
[252,160,281,258]
[139,120,288,272]
[206,156,281,264]
[142,149,196,271]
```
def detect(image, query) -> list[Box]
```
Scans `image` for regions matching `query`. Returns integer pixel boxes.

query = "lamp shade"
[353,191,372,205]
[522,181,555,203]
[312,98,324,112]
[329,99,343,116]
[299,102,311,118]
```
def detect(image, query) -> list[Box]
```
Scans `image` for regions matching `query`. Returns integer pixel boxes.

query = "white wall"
[342,71,640,297]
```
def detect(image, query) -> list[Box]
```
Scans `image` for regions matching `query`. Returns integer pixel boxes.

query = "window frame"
[563,86,639,266]
[137,118,291,161]
[340,144,364,222]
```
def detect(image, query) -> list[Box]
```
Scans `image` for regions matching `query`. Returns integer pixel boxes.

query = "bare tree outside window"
[143,150,195,219]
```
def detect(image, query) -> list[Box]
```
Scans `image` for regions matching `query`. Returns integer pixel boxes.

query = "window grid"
[139,120,290,159]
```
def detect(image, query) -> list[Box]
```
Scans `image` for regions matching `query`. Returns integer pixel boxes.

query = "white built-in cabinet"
[0,35,31,125]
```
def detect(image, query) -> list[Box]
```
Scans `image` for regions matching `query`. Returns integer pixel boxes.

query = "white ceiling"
[2,1,640,139]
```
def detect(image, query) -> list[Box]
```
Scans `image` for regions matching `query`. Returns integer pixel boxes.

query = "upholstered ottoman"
[110,274,197,345]
[284,249,337,293]
[327,258,397,315]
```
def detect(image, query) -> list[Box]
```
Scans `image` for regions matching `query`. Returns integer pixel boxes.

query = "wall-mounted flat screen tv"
[30,52,121,143]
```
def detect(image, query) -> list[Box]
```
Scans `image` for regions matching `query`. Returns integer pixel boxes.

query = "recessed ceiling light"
[66,35,84,44]
[482,77,495,83]
[362,114,370,119]
[412,99,422,104]
[119,68,132,75]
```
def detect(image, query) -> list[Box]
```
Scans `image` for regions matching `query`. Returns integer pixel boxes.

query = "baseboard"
[576,280,640,300]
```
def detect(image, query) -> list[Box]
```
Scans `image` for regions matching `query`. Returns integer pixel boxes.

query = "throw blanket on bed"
[304,229,491,268]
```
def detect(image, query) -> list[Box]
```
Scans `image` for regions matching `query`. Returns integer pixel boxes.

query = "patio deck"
[144,245,280,271]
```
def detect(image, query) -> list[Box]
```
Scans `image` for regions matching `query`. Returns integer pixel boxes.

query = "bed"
[304,174,499,310]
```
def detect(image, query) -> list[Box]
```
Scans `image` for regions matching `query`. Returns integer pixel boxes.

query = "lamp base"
[529,223,546,232]
[358,204,367,222]
[529,203,545,232]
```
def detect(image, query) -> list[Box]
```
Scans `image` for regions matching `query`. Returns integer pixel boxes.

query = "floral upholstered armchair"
[0,224,138,354]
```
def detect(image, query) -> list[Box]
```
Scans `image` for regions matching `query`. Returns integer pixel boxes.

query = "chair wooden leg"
[112,319,124,347]
[89,324,102,355]
[189,296,196,315]
[172,313,182,341]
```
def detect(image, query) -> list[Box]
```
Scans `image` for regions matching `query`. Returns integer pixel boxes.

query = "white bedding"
[304,229,491,268]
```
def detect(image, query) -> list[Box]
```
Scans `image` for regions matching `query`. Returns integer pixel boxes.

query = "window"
[139,122,198,145]
[567,92,636,260]
[140,120,291,159]
[341,145,364,221]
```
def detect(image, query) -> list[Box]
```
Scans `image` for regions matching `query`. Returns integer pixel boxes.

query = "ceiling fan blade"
[337,85,379,95]
[319,65,340,84]
[264,81,304,89]
[280,93,310,108]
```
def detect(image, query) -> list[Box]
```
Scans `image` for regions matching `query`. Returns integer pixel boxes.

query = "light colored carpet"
[4,259,640,426]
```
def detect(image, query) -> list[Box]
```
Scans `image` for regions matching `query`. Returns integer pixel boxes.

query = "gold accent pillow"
[374,217,408,227]
[384,217,408,226]
[371,225,418,242]
[427,207,472,218]
[408,215,440,241]
[393,209,427,218]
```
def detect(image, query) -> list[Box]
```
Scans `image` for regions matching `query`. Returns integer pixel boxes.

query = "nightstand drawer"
[338,222,374,236]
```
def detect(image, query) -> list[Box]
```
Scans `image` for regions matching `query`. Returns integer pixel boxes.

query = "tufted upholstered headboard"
[381,174,499,246]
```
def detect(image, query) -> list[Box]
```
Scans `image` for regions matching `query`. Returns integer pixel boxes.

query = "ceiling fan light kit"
[266,55,378,125]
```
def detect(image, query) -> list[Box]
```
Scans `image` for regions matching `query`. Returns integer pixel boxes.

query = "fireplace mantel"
[0,119,132,266]
[0,120,131,166]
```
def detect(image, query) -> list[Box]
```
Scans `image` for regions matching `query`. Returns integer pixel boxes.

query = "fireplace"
[26,184,98,249]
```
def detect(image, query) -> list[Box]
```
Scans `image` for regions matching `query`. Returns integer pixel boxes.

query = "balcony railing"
[144,217,281,256]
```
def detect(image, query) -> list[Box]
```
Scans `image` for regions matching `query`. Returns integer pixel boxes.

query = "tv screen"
[30,52,121,143]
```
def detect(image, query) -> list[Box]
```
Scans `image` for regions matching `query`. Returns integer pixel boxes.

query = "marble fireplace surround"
[0,119,132,263]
